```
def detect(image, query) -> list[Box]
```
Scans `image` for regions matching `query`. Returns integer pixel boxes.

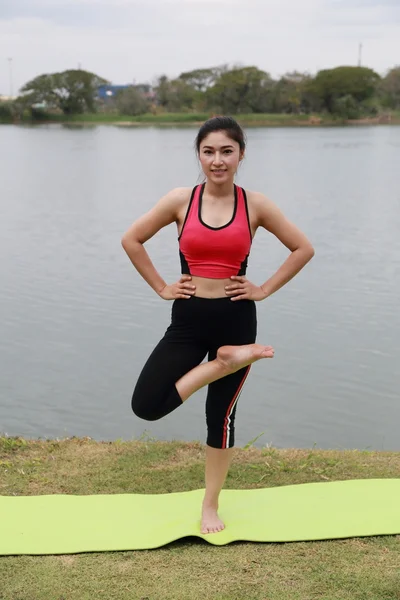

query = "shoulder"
[241,187,314,253]
[244,189,269,206]
[244,189,273,206]
[158,187,193,212]
[242,189,280,225]
[163,186,193,202]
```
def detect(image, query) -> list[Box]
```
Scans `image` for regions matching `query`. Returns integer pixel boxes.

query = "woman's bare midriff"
[189,275,232,299]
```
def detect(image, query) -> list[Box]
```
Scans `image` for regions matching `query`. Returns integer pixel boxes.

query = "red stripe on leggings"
[222,366,251,449]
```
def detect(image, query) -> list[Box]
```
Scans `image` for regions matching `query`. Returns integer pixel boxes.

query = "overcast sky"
[0,0,399,95]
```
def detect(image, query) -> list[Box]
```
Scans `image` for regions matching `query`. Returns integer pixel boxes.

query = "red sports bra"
[178,183,252,279]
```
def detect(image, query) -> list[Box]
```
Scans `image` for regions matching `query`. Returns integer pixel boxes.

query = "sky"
[0,0,399,96]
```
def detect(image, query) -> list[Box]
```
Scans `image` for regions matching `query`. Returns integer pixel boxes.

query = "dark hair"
[195,116,246,154]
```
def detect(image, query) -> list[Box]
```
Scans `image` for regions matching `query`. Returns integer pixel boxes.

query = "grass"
[1,112,334,127]
[2,109,400,127]
[61,112,317,126]
[0,435,399,600]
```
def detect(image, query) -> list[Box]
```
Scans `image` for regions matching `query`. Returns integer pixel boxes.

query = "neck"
[204,179,235,198]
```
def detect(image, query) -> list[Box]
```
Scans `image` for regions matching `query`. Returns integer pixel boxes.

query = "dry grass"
[0,436,399,600]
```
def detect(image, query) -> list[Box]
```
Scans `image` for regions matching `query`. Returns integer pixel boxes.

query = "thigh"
[134,335,208,401]
[215,299,257,347]
[133,298,208,403]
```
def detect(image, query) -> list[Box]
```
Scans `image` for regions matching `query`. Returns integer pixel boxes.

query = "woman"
[121,116,314,535]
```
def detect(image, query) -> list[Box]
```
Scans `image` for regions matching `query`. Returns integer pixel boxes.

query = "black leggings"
[131,296,257,449]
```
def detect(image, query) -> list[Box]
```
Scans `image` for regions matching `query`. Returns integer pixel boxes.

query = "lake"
[1,123,399,450]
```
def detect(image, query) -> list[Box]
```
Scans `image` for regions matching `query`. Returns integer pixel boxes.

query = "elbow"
[298,243,315,262]
[121,233,129,249]
[121,233,141,252]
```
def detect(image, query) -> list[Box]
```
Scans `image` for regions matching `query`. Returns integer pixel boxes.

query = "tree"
[271,71,315,114]
[332,94,361,119]
[20,69,108,115]
[154,75,170,109]
[178,66,227,91]
[380,66,400,109]
[205,66,274,114]
[154,76,197,111]
[116,86,150,116]
[309,66,380,114]
[0,101,13,122]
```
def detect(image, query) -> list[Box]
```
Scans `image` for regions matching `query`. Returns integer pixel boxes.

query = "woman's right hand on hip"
[159,275,196,300]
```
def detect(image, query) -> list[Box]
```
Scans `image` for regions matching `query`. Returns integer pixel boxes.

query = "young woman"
[121,116,314,535]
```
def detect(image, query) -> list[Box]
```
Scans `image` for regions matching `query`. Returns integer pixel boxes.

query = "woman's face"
[198,130,244,185]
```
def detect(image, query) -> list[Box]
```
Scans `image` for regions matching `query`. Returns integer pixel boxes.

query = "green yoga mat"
[1,479,399,555]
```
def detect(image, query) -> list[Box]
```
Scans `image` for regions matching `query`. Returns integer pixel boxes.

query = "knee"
[131,395,163,422]
[131,383,183,422]
[206,423,235,449]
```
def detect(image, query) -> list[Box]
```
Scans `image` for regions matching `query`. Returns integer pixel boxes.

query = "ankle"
[202,497,219,510]
[214,354,233,377]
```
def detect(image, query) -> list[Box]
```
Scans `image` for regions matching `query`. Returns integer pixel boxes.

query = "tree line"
[1,63,400,122]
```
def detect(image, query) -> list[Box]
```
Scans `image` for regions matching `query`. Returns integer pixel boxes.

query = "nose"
[213,152,223,166]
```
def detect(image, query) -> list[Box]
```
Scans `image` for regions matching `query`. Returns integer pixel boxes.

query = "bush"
[332,95,361,119]
[116,87,150,116]
[30,107,52,121]
[0,102,13,122]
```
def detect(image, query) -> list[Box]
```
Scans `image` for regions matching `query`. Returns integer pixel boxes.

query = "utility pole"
[7,57,13,97]
[358,43,363,67]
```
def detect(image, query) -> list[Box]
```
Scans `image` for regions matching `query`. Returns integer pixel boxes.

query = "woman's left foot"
[201,505,225,534]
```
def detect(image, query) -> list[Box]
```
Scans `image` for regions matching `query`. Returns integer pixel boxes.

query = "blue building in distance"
[97,84,132,100]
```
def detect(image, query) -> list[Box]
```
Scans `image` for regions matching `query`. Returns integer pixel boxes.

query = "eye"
[203,150,212,155]
[224,149,233,154]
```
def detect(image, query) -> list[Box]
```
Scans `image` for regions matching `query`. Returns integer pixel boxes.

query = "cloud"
[1,0,238,25]
[323,0,400,21]
[0,0,398,95]
[330,0,399,6]
[315,0,400,39]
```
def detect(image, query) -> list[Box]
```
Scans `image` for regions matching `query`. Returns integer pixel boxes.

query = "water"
[1,123,399,450]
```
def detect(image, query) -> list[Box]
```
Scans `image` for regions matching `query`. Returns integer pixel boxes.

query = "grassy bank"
[2,111,400,127]
[0,436,399,600]
[1,111,323,127]
[52,112,320,127]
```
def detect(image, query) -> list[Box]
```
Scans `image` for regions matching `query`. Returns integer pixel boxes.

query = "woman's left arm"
[226,193,315,301]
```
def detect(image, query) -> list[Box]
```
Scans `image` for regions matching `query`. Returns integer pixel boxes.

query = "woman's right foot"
[217,344,274,374]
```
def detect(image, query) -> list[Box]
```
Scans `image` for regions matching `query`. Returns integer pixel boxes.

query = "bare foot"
[217,343,274,374]
[201,505,225,534]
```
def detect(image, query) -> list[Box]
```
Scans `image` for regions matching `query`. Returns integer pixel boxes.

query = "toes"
[201,518,225,534]
[201,525,223,534]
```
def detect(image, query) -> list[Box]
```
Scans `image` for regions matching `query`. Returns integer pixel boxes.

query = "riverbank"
[2,111,400,127]
[0,436,399,599]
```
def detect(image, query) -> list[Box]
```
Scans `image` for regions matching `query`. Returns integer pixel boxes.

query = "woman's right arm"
[121,188,195,299]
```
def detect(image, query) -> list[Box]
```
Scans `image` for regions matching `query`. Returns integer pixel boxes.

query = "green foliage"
[179,65,227,91]
[115,86,150,116]
[0,435,28,453]
[20,69,108,115]
[205,66,274,113]
[10,63,400,123]
[332,94,361,119]
[0,101,13,122]
[154,75,197,111]
[270,71,318,114]
[380,65,400,109]
[309,66,381,114]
